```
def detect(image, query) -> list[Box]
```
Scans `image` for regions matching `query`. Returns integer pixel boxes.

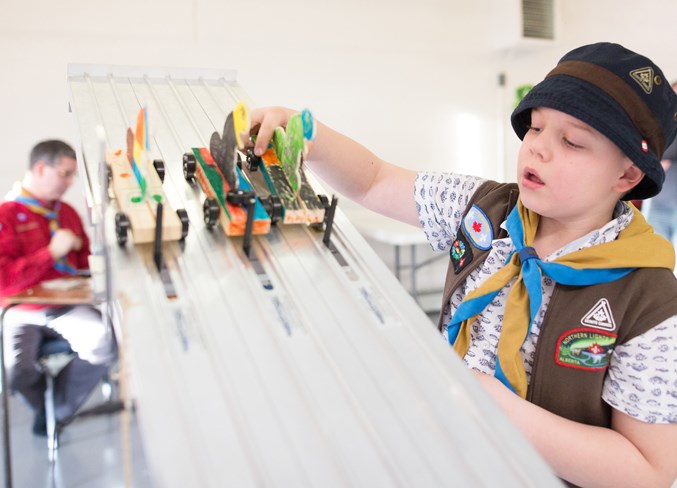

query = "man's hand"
[48,229,82,260]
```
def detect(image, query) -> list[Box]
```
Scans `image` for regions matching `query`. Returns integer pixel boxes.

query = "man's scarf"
[447,200,674,398]
[8,185,77,275]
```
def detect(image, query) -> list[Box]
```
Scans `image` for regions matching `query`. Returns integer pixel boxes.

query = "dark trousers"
[3,305,117,422]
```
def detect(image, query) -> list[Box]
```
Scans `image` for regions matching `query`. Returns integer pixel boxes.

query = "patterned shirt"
[415,171,677,424]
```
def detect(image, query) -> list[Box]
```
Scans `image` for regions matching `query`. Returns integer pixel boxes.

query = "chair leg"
[101,371,113,402]
[44,374,58,461]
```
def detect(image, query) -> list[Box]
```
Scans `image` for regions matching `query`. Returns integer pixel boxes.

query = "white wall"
[0,0,492,206]
[1,0,676,225]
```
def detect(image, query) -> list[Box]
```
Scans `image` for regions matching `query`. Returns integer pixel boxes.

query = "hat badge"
[629,67,655,94]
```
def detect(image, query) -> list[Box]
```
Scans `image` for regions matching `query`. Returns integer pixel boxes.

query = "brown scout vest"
[437,181,677,428]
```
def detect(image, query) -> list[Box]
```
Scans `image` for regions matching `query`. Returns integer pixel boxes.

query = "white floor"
[1,385,153,488]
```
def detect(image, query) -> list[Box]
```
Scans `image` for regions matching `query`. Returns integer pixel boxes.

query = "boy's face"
[516,107,641,222]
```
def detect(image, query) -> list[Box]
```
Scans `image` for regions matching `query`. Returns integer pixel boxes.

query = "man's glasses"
[52,167,78,179]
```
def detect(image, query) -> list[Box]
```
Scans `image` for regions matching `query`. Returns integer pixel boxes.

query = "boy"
[248,43,677,487]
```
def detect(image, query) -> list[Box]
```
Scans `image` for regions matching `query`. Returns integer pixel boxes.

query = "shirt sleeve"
[414,172,486,252]
[60,203,91,270]
[602,317,677,424]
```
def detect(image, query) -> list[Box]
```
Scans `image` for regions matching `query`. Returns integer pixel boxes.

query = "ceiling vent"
[489,0,558,50]
[522,0,555,40]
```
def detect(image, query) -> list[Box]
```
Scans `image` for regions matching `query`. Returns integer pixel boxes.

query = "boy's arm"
[473,371,677,488]
[250,107,419,226]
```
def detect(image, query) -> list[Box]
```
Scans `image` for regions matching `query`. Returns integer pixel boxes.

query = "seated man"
[0,140,117,436]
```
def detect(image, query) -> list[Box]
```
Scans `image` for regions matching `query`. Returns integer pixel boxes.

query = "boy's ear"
[615,163,645,193]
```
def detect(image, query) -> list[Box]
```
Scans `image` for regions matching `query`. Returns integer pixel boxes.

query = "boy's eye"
[526,124,541,133]
[564,138,583,149]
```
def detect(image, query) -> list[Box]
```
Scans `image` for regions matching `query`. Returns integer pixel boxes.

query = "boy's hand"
[248,107,297,157]
[48,229,82,260]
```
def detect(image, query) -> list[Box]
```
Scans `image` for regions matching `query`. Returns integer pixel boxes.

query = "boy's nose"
[529,134,553,162]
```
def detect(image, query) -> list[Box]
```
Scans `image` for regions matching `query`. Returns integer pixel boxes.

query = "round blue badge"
[462,205,493,250]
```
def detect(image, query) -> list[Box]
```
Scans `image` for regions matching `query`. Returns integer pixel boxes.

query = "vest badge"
[580,298,616,331]
[16,221,39,233]
[462,205,493,251]
[451,231,473,274]
[555,327,617,371]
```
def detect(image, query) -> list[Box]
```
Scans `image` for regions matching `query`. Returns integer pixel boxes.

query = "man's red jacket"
[0,198,90,306]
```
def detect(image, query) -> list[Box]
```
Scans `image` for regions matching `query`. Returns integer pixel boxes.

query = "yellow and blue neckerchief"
[11,187,77,275]
[448,200,674,398]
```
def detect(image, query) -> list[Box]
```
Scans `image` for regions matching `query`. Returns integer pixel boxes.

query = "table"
[62,67,563,487]
[0,277,94,488]
[346,208,446,308]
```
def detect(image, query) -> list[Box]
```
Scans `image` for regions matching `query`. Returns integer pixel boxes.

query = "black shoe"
[32,408,47,437]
